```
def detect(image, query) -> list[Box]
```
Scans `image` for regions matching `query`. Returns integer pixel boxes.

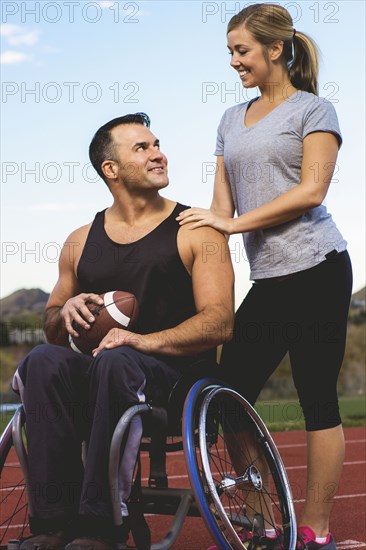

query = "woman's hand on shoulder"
[176,207,234,235]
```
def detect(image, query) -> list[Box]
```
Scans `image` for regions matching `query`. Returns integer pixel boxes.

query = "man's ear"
[269,40,284,61]
[102,160,118,180]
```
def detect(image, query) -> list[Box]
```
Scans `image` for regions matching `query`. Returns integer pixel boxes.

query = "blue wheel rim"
[183,378,231,549]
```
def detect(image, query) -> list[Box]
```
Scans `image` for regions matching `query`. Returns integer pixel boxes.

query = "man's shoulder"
[178,223,228,249]
[60,220,95,267]
[177,224,231,278]
[65,209,105,243]
[65,222,93,245]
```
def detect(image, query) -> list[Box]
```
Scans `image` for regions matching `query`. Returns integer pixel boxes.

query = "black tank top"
[77,203,214,367]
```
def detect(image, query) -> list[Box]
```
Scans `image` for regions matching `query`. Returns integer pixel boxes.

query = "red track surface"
[1,427,365,549]
[142,427,366,549]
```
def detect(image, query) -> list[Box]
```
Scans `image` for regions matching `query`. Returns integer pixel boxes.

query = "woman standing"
[177,4,352,549]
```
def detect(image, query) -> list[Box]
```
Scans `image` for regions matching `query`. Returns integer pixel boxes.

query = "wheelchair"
[0,373,297,549]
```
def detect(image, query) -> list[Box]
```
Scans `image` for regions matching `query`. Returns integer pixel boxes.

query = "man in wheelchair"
[12,113,235,550]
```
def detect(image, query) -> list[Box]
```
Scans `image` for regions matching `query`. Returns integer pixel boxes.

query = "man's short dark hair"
[89,112,151,183]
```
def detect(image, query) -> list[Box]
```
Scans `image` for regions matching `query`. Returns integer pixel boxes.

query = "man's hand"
[61,293,104,338]
[92,328,154,357]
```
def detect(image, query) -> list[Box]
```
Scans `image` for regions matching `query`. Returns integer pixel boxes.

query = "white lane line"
[0,486,26,492]
[141,458,366,478]
[2,462,365,490]
[293,492,366,503]
[286,460,365,470]
[337,541,366,549]
[139,438,366,458]
[277,439,366,449]
[140,461,366,483]
[0,523,27,531]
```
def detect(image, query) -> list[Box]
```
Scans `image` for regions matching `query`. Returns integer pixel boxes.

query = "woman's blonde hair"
[227,3,319,95]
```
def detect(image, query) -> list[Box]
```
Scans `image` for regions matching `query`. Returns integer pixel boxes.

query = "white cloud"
[0,24,40,64]
[96,1,114,8]
[9,30,39,47]
[1,24,40,46]
[0,51,29,64]
[0,23,20,37]
[95,0,148,14]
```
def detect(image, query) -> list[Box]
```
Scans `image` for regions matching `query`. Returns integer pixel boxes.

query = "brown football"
[69,290,139,355]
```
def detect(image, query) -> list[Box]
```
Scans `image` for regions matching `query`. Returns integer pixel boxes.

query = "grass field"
[0,396,365,436]
[255,396,366,432]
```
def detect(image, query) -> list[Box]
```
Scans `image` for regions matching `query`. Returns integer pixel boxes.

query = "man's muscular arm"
[44,226,103,346]
[93,225,235,356]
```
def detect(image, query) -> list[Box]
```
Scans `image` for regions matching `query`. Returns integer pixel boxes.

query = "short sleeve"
[303,98,342,148]
[214,112,226,156]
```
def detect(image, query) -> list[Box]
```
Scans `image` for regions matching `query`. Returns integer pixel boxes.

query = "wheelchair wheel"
[183,380,297,550]
[0,409,30,548]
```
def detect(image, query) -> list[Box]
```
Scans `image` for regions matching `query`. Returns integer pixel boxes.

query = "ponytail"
[290,31,319,95]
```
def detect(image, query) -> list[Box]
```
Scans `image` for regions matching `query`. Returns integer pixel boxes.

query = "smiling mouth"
[148,166,165,173]
[238,70,249,78]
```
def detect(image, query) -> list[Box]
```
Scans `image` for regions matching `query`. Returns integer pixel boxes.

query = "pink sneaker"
[297,526,336,550]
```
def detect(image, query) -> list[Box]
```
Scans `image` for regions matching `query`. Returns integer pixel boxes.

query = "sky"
[1,0,365,307]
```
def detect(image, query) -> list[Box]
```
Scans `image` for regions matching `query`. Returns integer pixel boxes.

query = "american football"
[69,290,139,355]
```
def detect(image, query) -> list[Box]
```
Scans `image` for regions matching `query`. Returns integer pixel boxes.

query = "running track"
[1,427,365,549]
[143,427,366,549]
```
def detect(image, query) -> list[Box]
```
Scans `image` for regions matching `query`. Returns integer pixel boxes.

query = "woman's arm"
[211,155,235,218]
[177,132,339,234]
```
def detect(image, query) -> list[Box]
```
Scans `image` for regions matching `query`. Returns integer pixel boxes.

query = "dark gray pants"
[14,344,181,535]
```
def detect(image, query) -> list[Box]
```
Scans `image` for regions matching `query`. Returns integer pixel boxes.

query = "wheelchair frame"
[0,378,297,549]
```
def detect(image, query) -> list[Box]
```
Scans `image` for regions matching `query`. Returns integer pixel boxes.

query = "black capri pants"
[221,250,353,431]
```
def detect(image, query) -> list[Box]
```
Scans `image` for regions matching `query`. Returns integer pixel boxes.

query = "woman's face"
[227,26,271,89]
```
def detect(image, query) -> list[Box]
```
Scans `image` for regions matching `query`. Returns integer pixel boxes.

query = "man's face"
[109,123,169,191]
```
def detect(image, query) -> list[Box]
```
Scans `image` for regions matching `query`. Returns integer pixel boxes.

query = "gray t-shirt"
[215,90,347,279]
